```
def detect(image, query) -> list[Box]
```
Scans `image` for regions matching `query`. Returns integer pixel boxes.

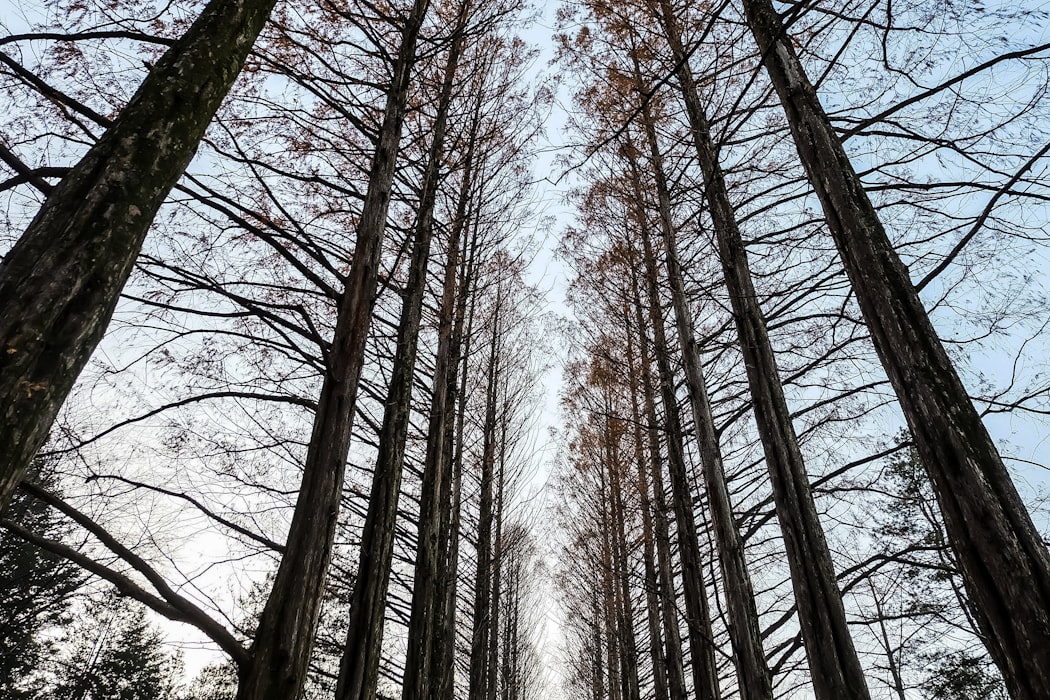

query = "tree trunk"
[629,258,688,700]
[403,78,482,700]
[605,403,643,700]
[0,0,277,509]
[623,309,672,700]
[645,3,871,697]
[235,2,429,697]
[634,221,720,700]
[469,291,503,700]
[741,0,1050,695]
[333,10,464,699]
[626,109,774,700]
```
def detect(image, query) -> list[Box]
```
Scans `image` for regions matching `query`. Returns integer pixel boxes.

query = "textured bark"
[429,209,481,700]
[0,0,277,510]
[741,0,1050,695]
[403,82,482,700]
[634,222,720,700]
[646,3,871,697]
[235,3,429,698]
[627,109,773,700]
[334,14,463,699]
[628,258,688,700]
[623,313,671,700]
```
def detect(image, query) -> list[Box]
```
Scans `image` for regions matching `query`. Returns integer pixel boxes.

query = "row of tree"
[551,0,1049,698]
[2,0,551,698]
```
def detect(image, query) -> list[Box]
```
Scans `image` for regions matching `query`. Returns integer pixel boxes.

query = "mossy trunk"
[741,0,1050,695]
[0,0,277,510]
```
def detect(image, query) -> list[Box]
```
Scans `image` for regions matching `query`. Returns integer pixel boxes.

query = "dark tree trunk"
[333,10,464,699]
[741,0,1050,695]
[645,3,871,697]
[634,220,721,700]
[606,405,643,700]
[469,291,503,700]
[626,106,774,700]
[235,2,429,697]
[623,309,672,700]
[0,0,277,509]
[628,257,688,700]
[403,79,482,700]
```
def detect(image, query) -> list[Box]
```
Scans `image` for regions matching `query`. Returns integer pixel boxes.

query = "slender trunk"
[604,395,642,700]
[488,430,507,700]
[334,11,463,699]
[402,49,481,699]
[236,3,429,698]
[591,584,606,700]
[623,308,671,700]
[599,457,624,700]
[0,0,277,509]
[629,259,688,700]
[628,95,773,700]
[432,215,482,700]
[869,581,908,700]
[633,224,720,700]
[741,0,1050,695]
[469,294,503,700]
[645,3,870,697]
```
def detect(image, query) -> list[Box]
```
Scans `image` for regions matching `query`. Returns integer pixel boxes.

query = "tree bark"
[468,290,503,700]
[623,309,672,700]
[235,2,429,697]
[628,256,688,700]
[634,219,721,700]
[0,0,277,509]
[626,106,774,700]
[333,9,464,699]
[740,0,1050,695]
[645,3,871,697]
[402,74,482,700]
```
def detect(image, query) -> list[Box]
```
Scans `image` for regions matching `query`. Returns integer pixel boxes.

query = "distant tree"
[920,650,1005,700]
[0,457,85,699]
[867,441,1005,700]
[186,662,238,700]
[52,594,184,700]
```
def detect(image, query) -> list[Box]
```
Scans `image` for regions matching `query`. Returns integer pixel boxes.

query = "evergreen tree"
[0,458,85,699]
[53,595,183,700]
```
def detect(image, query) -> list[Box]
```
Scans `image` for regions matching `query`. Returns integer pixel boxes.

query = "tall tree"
[334,4,468,698]
[740,0,1050,695]
[0,458,85,700]
[0,0,279,509]
[236,0,431,697]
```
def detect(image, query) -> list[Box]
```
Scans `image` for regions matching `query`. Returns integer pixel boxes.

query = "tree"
[0,458,86,699]
[0,0,279,510]
[740,0,1050,694]
[53,594,184,700]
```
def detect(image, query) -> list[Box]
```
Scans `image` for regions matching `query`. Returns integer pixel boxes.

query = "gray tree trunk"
[627,102,774,700]
[235,2,429,697]
[333,9,464,698]
[741,0,1050,695]
[628,253,688,700]
[635,217,721,700]
[646,3,871,697]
